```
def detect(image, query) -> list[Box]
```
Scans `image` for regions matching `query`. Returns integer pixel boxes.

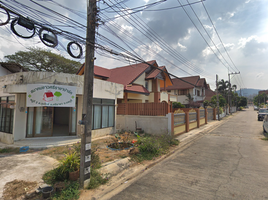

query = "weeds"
[0,147,20,154]
[53,181,80,200]
[132,133,179,162]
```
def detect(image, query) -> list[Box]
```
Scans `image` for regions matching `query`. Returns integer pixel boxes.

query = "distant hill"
[236,88,261,97]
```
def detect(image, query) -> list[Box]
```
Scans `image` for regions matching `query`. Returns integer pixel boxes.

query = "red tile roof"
[146,66,164,79]
[108,60,156,85]
[125,85,150,95]
[94,65,111,78]
[204,88,216,101]
[76,64,111,78]
[164,76,207,90]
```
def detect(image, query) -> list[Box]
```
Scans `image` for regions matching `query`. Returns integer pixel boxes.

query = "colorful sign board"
[27,84,76,107]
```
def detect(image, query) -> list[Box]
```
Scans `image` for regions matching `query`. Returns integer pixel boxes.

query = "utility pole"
[216,74,220,121]
[80,0,97,188]
[228,72,240,114]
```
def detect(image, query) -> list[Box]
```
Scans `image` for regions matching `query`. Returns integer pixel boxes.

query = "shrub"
[172,102,185,108]
[43,165,68,185]
[60,152,80,173]
[219,107,223,114]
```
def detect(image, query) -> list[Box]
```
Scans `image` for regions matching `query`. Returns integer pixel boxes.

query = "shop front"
[0,71,124,144]
[25,84,77,138]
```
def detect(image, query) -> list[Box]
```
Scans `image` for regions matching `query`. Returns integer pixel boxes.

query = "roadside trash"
[42,186,53,199]
[131,140,137,144]
[19,146,29,153]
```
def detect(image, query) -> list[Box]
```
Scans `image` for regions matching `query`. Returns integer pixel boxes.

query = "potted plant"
[60,152,80,181]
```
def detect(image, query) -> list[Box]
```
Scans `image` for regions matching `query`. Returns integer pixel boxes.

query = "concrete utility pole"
[228,72,240,114]
[216,74,220,121]
[80,0,97,188]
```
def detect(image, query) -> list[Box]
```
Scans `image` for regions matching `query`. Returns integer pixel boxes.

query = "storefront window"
[0,96,15,134]
[92,98,115,130]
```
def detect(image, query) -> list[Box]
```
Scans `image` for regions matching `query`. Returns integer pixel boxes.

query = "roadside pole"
[228,72,240,115]
[80,0,97,188]
[228,73,231,115]
[216,75,220,121]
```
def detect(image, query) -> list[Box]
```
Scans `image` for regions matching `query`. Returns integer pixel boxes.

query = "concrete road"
[109,107,268,200]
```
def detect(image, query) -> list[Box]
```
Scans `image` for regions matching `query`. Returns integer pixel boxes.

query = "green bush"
[172,102,185,108]
[219,107,223,114]
[60,152,80,173]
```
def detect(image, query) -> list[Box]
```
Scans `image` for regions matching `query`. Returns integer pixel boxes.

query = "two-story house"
[163,76,208,107]
[77,60,175,104]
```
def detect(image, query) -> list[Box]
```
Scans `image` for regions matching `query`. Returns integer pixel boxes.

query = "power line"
[102,0,213,79]
[177,0,235,73]
[185,0,237,73]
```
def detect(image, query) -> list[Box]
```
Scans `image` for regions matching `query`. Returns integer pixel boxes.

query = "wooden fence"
[117,102,168,116]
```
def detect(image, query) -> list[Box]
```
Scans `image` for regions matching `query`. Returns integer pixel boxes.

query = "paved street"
[109,107,268,200]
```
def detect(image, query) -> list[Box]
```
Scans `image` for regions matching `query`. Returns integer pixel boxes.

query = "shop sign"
[27,84,76,107]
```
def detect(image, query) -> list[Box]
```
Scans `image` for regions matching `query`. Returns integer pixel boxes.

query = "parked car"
[254,106,259,111]
[263,115,268,133]
[258,108,268,121]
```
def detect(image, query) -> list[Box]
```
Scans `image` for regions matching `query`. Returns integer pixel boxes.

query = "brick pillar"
[205,108,208,124]
[154,92,160,103]
[186,112,189,132]
[196,109,200,128]
[213,108,216,120]
[124,92,128,115]
[171,112,174,136]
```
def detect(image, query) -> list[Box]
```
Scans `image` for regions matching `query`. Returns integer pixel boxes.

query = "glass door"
[27,107,54,137]
[34,107,53,137]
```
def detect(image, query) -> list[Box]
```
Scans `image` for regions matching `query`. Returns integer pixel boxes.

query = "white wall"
[133,73,145,86]
[116,115,169,135]
[0,65,11,76]
[160,91,169,102]
[13,94,27,141]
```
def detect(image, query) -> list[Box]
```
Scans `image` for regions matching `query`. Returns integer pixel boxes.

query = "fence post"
[171,112,174,136]
[185,112,189,132]
[196,109,200,128]
[205,108,208,124]
[213,108,216,120]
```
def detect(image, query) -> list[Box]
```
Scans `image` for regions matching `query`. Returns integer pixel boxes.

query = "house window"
[0,96,15,134]
[92,98,115,130]
[197,90,200,96]
[180,89,188,95]
[167,90,171,92]
[145,81,149,90]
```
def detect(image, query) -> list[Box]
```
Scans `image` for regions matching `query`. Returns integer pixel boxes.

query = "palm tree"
[218,79,230,103]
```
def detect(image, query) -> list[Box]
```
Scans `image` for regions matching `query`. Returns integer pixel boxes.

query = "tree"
[218,79,230,103]
[210,95,226,107]
[253,93,267,106]
[4,47,82,74]
[238,96,247,107]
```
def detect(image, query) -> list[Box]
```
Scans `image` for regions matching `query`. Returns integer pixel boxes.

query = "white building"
[0,69,123,144]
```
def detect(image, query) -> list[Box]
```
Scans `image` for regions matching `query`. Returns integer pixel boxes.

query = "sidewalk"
[0,135,114,149]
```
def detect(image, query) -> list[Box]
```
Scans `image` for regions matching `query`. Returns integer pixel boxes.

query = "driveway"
[108,107,268,199]
[0,153,58,199]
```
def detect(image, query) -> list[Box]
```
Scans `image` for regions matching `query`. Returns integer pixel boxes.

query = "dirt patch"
[3,179,38,200]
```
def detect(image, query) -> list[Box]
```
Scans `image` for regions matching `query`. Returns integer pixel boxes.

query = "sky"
[0,0,268,91]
